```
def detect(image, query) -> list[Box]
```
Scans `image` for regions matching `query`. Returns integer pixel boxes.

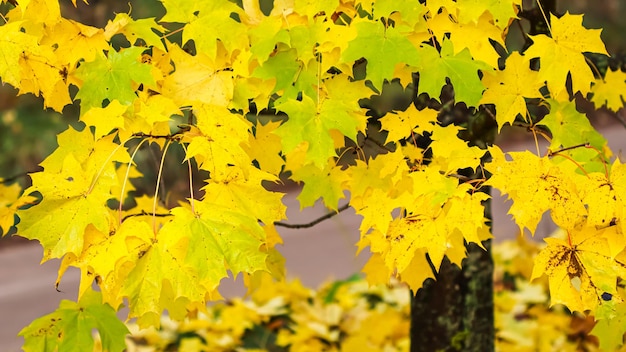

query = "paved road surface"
[1,122,625,351]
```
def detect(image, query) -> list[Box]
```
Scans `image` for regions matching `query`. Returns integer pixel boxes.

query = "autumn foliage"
[1,0,626,350]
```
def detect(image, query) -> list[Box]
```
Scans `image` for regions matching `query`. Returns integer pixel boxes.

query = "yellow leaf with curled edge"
[590,69,626,112]
[530,227,626,313]
[480,52,543,131]
[380,105,437,143]
[485,146,587,234]
[525,12,607,96]
[81,100,128,140]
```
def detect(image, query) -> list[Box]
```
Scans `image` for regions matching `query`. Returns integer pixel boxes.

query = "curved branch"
[274,203,351,229]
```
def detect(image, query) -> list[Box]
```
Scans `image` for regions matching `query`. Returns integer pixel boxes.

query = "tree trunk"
[409,239,494,352]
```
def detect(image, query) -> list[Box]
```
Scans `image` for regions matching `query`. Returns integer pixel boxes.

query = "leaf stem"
[88,135,137,195]
[153,140,172,234]
[180,143,196,214]
[535,0,553,36]
[119,138,149,224]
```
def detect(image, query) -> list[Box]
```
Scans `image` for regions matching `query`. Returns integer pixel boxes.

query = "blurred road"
[1,120,625,351]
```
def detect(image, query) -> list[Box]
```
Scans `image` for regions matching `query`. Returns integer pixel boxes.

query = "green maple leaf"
[20,289,128,352]
[75,46,154,113]
[538,98,607,172]
[252,48,302,95]
[275,94,361,168]
[341,20,420,90]
[417,39,490,106]
[592,301,626,351]
[290,162,349,210]
[539,99,606,150]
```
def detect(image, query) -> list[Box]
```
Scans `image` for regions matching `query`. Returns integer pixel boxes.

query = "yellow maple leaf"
[444,190,490,248]
[18,45,72,112]
[525,12,608,96]
[578,160,626,239]
[480,52,543,130]
[201,166,286,225]
[184,104,252,179]
[430,124,486,173]
[243,120,285,176]
[43,18,108,68]
[397,248,435,292]
[428,9,505,68]
[362,253,393,286]
[81,100,128,140]
[161,45,234,107]
[590,69,626,112]
[486,146,587,233]
[0,22,39,87]
[386,198,448,273]
[455,0,521,29]
[18,154,114,259]
[530,228,626,313]
[135,92,181,125]
[380,105,437,143]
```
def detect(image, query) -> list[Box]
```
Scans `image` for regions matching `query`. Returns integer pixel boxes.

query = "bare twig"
[274,203,351,229]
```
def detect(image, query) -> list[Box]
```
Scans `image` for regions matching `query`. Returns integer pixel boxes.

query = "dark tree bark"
[409,239,494,352]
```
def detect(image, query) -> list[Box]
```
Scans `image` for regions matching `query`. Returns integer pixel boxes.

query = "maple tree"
[0,0,625,350]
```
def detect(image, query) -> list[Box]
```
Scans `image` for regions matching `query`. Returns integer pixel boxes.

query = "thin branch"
[132,132,183,141]
[547,143,589,157]
[1,167,43,183]
[122,211,172,223]
[274,203,351,229]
